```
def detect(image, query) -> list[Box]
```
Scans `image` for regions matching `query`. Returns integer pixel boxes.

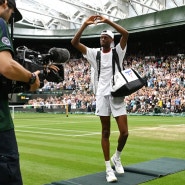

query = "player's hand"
[88,15,107,25]
[85,15,105,25]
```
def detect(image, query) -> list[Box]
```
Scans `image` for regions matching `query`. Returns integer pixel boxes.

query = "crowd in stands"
[24,54,185,114]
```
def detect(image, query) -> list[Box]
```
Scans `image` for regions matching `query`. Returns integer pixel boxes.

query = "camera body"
[0,46,70,94]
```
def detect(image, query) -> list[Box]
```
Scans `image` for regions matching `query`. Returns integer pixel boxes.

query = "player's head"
[100,30,114,48]
[101,30,114,39]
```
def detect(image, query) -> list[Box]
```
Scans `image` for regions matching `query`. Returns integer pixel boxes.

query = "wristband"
[28,73,36,85]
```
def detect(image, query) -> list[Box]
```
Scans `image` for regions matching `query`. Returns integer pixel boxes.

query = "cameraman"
[0,0,40,184]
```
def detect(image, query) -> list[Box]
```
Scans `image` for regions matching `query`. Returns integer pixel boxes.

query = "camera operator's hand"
[29,71,40,92]
[48,64,60,72]
[45,64,64,83]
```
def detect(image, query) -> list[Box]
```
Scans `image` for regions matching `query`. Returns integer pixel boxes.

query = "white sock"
[105,160,112,171]
[115,150,121,159]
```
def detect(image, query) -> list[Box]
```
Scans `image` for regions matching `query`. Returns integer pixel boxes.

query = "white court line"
[15,129,101,137]
[129,124,185,131]
[15,124,185,137]
[15,120,93,127]
[16,126,94,133]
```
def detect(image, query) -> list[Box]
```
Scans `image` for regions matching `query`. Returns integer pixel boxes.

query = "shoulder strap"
[112,48,127,86]
[96,50,101,80]
[112,48,122,76]
[96,48,123,81]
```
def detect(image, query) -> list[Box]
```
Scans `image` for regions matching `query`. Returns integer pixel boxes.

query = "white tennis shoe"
[106,168,117,183]
[111,154,124,174]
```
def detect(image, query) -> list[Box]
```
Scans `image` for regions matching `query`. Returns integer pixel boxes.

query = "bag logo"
[125,69,133,78]
[123,69,138,82]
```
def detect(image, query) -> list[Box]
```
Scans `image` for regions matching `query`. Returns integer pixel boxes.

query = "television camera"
[3,46,70,93]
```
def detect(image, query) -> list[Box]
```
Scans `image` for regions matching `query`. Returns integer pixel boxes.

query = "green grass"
[13,113,185,185]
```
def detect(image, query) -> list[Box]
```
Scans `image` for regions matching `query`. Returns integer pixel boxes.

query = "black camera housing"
[0,46,70,94]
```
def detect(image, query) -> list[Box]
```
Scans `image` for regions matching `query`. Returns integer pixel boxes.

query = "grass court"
[13,113,185,185]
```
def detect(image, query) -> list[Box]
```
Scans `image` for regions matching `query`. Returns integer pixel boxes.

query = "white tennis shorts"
[95,95,127,117]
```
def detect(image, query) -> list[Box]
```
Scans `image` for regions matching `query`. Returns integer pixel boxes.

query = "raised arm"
[71,15,129,53]
[71,15,100,54]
